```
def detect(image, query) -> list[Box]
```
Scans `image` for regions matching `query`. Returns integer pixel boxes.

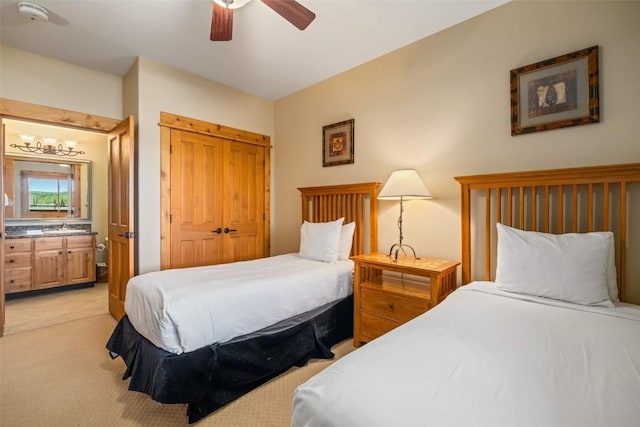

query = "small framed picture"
[510,46,599,136]
[322,119,354,167]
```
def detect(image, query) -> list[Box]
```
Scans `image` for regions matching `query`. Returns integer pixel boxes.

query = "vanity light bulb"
[65,140,77,149]
[43,137,58,146]
[19,134,35,143]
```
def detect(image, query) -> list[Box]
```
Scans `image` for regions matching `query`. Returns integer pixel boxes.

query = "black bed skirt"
[106,295,353,423]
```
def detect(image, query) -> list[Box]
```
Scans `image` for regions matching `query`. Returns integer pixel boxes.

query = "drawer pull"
[10,245,15,249]
[10,280,15,284]
[9,259,15,263]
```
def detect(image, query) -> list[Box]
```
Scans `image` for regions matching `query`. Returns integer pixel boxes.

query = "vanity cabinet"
[4,234,96,294]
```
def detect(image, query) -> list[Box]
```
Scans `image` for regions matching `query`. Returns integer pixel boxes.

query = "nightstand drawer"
[360,311,401,341]
[361,288,429,323]
[5,253,32,269]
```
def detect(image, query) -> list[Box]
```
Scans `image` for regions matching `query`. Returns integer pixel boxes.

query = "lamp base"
[387,243,419,262]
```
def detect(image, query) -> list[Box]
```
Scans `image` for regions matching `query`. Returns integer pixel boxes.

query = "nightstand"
[351,252,460,347]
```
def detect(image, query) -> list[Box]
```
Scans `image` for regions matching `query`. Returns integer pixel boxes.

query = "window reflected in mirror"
[4,155,91,220]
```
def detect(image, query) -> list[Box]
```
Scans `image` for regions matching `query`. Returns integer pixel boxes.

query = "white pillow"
[338,222,356,261]
[495,223,613,307]
[299,217,344,263]
[602,232,619,302]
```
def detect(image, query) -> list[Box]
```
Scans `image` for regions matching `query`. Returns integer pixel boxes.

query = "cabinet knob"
[59,251,63,255]
[8,259,14,263]
[10,245,15,249]
[388,303,394,310]
[10,280,15,283]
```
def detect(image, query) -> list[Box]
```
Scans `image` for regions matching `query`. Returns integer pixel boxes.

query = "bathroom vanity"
[4,231,96,294]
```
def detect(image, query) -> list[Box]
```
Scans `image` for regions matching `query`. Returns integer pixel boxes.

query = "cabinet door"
[66,248,95,284]
[66,236,96,284]
[34,249,65,289]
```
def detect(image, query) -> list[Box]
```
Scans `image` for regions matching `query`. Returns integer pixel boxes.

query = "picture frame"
[322,119,354,167]
[510,46,599,136]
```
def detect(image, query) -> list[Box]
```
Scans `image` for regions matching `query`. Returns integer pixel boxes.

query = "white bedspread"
[291,281,640,427]
[125,254,353,354]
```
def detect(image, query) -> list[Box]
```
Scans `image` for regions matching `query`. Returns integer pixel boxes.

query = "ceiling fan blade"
[211,2,234,41]
[261,0,316,30]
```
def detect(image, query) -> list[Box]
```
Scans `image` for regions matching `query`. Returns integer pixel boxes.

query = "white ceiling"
[0,0,509,100]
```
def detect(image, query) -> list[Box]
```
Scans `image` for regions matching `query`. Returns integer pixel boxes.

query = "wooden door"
[170,130,224,268]
[0,120,5,335]
[222,141,265,263]
[159,112,270,270]
[108,116,136,320]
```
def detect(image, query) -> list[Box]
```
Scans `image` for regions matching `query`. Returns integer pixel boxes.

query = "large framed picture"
[510,46,599,136]
[323,119,354,167]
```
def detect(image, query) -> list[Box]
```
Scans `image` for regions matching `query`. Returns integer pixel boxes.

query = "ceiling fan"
[210,0,315,41]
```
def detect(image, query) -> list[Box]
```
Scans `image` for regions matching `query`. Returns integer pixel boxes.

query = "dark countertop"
[5,231,97,239]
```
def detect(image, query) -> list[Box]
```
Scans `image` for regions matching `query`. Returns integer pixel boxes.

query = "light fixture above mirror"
[10,134,85,157]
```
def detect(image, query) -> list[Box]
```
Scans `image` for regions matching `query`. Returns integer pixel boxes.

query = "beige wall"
[127,57,275,273]
[0,45,122,118]
[273,1,640,300]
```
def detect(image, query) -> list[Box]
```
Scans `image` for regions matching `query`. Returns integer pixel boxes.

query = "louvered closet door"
[221,141,265,263]
[170,129,224,268]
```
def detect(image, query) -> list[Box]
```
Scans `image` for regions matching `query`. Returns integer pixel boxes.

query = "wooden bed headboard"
[455,163,640,302]
[298,182,380,256]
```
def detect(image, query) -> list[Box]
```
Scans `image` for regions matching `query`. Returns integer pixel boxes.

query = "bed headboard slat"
[299,182,380,256]
[455,163,640,302]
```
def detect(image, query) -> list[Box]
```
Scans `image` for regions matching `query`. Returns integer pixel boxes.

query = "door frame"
[0,98,126,335]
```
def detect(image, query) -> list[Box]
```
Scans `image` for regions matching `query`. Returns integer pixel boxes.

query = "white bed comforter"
[125,254,353,354]
[291,281,640,427]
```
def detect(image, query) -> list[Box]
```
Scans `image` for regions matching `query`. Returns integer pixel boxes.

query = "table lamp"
[378,169,432,261]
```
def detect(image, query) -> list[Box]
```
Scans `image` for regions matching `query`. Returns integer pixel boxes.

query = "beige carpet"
[4,282,109,335]
[0,293,356,426]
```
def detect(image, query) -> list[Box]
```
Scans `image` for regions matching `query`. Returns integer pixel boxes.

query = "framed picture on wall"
[510,46,599,136]
[322,119,354,167]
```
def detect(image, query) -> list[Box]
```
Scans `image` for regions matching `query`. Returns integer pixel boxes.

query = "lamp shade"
[378,169,432,200]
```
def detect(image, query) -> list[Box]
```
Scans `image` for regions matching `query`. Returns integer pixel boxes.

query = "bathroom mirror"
[4,155,91,220]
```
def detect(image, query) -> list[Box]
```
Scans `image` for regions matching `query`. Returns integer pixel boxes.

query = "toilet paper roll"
[96,243,107,251]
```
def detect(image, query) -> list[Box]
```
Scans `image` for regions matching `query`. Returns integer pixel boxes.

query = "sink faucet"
[61,222,68,230]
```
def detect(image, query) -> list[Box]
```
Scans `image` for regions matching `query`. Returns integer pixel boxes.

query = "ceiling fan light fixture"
[212,0,251,10]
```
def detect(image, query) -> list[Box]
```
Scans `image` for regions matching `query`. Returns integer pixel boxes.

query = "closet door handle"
[212,228,222,234]
[224,228,237,234]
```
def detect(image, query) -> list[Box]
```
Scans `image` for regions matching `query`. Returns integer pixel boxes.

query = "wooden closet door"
[222,141,265,263]
[170,129,224,268]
